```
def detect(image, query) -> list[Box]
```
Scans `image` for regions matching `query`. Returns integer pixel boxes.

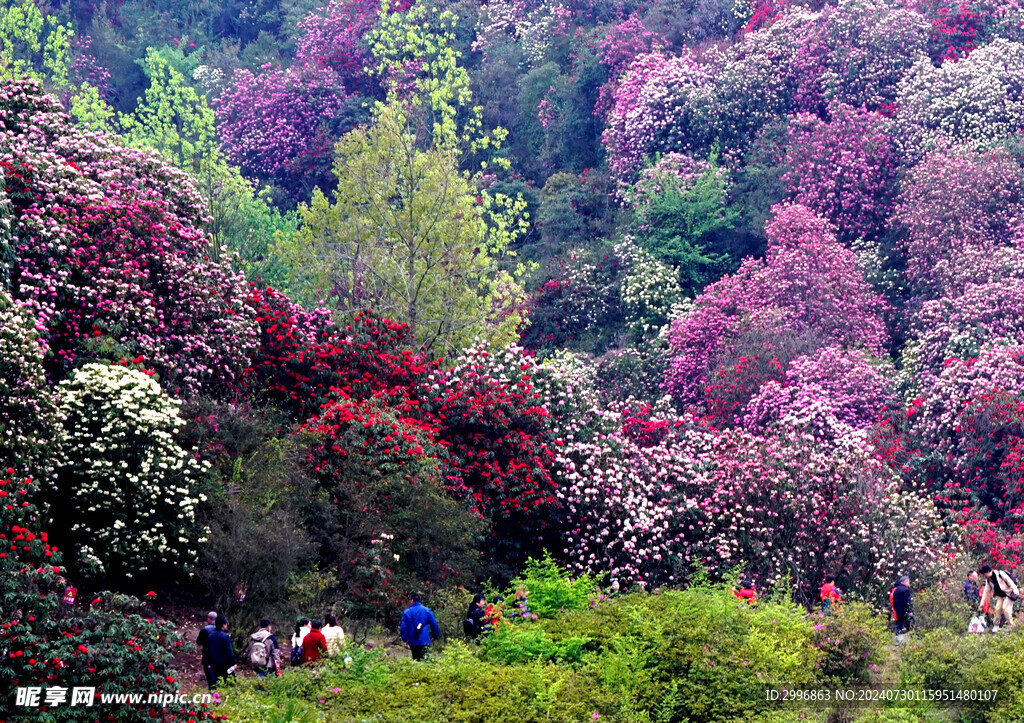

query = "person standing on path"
[890,575,913,636]
[400,593,439,661]
[248,618,281,677]
[196,611,217,689]
[302,619,328,664]
[205,617,236,688]
[322,613,345,655]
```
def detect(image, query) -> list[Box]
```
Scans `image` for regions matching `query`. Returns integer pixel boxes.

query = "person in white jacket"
[979,565,1019,631]
[322,613,345,655]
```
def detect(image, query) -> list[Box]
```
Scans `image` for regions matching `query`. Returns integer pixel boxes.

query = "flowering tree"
[214,0,381,198]
[665,204,888,408]
[1,78,259,397]
[893,145,1024,299]
[54,364,208,588]
[892,39,1024,159]
[783,104,898,243]
[0,290,59,481]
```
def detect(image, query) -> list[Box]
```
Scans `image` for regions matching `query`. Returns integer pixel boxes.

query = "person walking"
[196,611,217,689]
[963,570,982,608]
[979,565,1019,631]
[400,593,439,661]
[290,618,310,666]
[820,576,844,616]
[463,594,487,641]
[890,575,913,636]
[248,618,281,677]
[322,614,345,655]
[205,617,236,688]
[302,620,328,664]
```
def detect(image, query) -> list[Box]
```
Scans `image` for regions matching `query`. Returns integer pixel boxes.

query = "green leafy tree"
[277,2,530,352]
[629,151,739,294]
[0,0,71,88]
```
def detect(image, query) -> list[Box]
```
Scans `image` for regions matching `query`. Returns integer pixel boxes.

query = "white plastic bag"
[968,615,987,634]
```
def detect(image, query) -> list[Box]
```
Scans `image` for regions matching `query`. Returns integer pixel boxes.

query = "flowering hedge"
[54,364,208,588]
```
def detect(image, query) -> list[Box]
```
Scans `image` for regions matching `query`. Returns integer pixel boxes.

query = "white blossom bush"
[892,39,1024,160]
[55,363,208,586]
[0,290,60,481]
[618,237,690,342]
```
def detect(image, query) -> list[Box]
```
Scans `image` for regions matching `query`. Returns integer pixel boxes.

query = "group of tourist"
[196,611,347,688]
[731,564,1020,637]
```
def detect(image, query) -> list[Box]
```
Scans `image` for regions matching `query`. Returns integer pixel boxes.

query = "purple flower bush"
[664,204,887,408]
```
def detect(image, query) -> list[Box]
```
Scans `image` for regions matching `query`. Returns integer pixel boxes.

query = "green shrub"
[510,551,599,618]
[480,624,591,665]
[812,603,890,685]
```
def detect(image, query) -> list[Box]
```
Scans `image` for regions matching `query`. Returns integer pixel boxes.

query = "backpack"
[290,645,304,666]
[250,635,272,669]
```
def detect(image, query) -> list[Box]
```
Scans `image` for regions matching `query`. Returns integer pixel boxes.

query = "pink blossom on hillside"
[665,204,888,407]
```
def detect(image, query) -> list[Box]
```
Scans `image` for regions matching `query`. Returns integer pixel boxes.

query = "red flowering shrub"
[300,397,481,622]
[426,349,562,567]
[0,470,212,721]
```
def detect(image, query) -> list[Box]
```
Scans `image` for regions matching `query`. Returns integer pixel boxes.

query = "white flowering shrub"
[55,363,208,586]
[892,39,1024,160]
[0,290,60,480]
[618,238,691,342]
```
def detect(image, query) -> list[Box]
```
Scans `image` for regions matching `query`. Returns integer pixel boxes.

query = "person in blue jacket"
[204,617,237,688]
[400,593,439,661]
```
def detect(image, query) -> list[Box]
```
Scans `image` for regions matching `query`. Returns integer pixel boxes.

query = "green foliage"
[510,551,600,618]
[811,602,890,685]
[630,151,739,294]
[480,624,592,665]
[277,100,528,352]
[222,586,827,722]
[0,0,71,89]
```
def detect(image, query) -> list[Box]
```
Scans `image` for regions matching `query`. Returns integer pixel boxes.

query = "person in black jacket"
[204,617,237,688]
[890,575,913,635]
[195,611,217,689]
[463,594,487,640]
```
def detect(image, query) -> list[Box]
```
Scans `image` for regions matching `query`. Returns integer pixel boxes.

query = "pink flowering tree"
[1,78,259,397]
[783,103,898,243]
[214,0,382,199]
[893,145,1024,299]
[742,346,896,437]
[665,204,888,408]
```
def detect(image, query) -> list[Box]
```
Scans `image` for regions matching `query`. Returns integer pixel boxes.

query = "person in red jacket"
[302,619,328,664]
[733,580,757,604]
[820,575,844,616]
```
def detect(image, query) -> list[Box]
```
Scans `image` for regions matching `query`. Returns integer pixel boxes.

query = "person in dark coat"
[204,617,236,688]
[890,575,913,635]
[196,611,217,689]
[964,570,982,607]
[400,593,439,660]
[463,594,487,640]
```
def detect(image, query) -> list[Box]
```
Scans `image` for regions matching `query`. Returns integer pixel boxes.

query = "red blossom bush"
[0,470,212,722]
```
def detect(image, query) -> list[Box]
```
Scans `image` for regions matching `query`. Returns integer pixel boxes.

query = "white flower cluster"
[617,238,691,342]
[57,363,209,582]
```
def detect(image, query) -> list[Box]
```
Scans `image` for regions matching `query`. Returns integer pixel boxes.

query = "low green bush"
[510,551,600,618]
[812,603,891,685]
